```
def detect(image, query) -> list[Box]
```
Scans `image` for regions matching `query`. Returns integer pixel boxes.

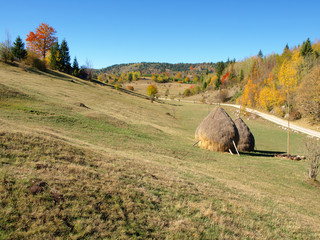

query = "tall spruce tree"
[72,57,80,77]
[49,42,60,70]
[300,38,313,57]
[239,69,244,81]
[258,49,263,59]
[285,44,289,51]
[11,36,27,61]
[72,57,79,71]
[60,39,71,73]
[215,61,225,78]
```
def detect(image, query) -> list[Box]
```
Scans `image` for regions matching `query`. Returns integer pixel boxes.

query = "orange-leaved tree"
[26,23,57,59]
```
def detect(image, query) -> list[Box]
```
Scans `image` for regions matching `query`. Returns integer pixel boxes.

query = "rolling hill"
[0,63,320,239]
[96,62,216,75]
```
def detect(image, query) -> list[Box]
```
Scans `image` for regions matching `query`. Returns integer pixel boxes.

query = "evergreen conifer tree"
[73,57,79,71]
[215,61,225,78]
[285,44,289,50]
[72,57,80,77]
[49,42,60,70]
[300,38,313,57]
[239,69,244,81]
[214,77,221,90]
[11,36,27,61]
[258,49,263,58]
[60,39,71,73]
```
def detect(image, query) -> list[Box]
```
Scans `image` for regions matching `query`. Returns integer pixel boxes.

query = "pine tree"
[72,57,80,77]
[73,57,79,71]
[285,44,289,50]
[215,61,225,78]
[239,69,244,81]
[258,49,263,59]
[300,38,313,57]
[214,77,221,90]
[49,42,61,70]
[11,36,27,61]
[60,39,71,73]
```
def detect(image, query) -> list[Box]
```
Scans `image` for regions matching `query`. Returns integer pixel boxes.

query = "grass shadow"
[45,69,74,81]
[240,150,286,157]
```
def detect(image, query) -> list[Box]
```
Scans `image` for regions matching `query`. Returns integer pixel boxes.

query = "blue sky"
[1,0,319,69]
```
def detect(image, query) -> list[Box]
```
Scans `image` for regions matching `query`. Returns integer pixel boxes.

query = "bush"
[126,85,134,91]
[33,58,46,71]
[183,88,191,97]
[289,110,302,120]
[114,83,121,90]
[23,51,46,71]
[0,43,14,63]
[191,86,201,95]
[305,140,320,181]
[220,89,229,103]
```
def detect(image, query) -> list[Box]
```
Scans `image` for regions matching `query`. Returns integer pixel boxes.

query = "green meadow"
[0,63,319,239]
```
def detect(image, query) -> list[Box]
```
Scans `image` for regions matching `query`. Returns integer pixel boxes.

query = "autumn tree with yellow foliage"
[238,78,259,107]
[258,73,284,111]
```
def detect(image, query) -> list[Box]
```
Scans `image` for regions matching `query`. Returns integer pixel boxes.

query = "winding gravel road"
[160,98,320,139]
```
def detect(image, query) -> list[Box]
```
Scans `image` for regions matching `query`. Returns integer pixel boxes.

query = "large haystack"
[195,107,239,152]
[234,118,255,152]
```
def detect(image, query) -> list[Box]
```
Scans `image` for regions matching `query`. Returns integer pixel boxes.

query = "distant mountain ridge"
[96,62,216,75]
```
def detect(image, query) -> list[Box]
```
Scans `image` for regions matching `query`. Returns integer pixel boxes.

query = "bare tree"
[305,140,320,181]
[0,31,13,63]
[83,59,94,80]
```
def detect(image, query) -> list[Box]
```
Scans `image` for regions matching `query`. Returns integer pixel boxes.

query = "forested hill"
[96,62,216,75]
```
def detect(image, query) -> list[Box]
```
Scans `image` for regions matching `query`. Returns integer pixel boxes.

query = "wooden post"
[232,140,240,156]
[287,85,290,156]
[193,140,200,146]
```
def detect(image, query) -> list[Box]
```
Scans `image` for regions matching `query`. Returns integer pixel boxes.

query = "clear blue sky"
[1,0,319,69]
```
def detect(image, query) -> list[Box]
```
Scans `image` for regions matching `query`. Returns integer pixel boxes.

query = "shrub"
[23,51,46,71]
[305,140,320,181]
[289,110,302,120]
[192,86,201,95]
[0,42,14,63]
[126,85,134,91]
[183,88,191,97]
[220,89,229,103]
[114,83,121,90]
[33,58,46,71]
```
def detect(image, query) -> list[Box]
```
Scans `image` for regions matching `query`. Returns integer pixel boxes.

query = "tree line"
[216,39,320,122]
[0,23,92,80]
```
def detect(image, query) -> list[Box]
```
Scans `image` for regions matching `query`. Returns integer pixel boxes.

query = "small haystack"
[234,118,255,152]
[195,107,239,152]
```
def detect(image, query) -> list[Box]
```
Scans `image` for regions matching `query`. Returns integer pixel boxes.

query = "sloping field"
[0,63,319,239]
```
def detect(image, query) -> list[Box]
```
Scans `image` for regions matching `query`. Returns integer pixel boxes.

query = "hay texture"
[234,118,255,152]
[195,107,239,152]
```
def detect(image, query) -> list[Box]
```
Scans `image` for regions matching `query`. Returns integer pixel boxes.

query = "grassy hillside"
[0,63,319,239]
